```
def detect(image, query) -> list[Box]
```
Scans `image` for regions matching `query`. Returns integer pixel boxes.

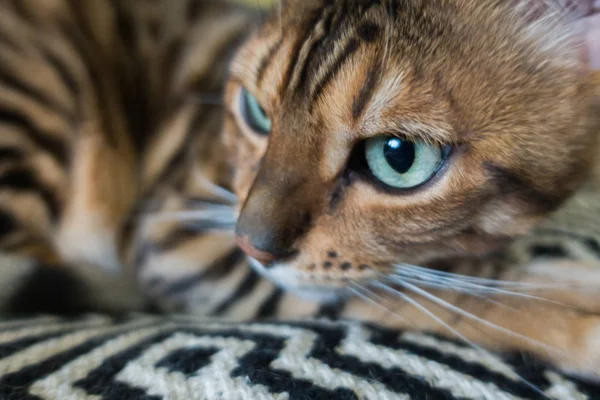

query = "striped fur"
[1,0,600,380]
[0,0,340,320]
[0,0,256,313]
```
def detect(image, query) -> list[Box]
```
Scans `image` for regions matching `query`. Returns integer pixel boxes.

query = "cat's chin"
[248,258,350,303]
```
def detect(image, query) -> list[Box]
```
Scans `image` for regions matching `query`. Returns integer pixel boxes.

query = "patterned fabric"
[0,314,597,399]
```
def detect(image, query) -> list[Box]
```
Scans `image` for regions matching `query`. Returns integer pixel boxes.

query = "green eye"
[240,87,271,135]
[365,136,448,189]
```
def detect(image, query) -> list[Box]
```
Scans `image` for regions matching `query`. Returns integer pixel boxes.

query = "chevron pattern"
[0,314,597,399]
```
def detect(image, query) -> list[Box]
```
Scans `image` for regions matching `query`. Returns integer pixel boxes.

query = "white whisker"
[388,276,520,313]
[391,269,569,306]
[347,280,409,325]
[352,279,548,397]
[374,280,569,360]
[146,208,236,226]
[178,221,236,232]
[395,264,592,291]
[192,171,238,205]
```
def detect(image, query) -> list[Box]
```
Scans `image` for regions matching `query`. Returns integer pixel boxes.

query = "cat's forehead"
[232,0,390,92]
[229,0,587,153]
[235,0,581,93]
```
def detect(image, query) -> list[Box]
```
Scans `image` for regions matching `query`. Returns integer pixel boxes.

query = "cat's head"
[221,0,600,299]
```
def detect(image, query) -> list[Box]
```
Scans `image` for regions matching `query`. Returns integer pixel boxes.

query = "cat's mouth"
[247,258,353,302]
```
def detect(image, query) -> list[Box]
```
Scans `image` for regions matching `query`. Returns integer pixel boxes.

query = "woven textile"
[0,314,597,399]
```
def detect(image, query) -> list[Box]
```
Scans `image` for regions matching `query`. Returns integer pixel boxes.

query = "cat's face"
[222,0,600,300]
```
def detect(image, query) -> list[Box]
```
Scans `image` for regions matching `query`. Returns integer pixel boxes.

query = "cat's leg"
[340,259,600,379]
[0,131,143,314]
[0,0,151,314]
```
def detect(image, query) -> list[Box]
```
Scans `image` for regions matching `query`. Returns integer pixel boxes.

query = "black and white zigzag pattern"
[0,314,597,399]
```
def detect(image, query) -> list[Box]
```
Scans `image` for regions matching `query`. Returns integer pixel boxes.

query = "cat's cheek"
[221,121,268,205]
[230,138,267,205]
[232,169,257,208]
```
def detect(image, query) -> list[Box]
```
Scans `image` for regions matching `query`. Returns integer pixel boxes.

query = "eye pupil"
[364,135,448,190]
[383,138,415,174]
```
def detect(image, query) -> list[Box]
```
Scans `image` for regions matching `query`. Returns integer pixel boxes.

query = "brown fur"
[0,0,253,313]
[229,0,599,279]
[1,0,600,380]
[226,0,600,376]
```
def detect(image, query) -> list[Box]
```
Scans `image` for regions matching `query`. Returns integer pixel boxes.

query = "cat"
[0,0,599,380]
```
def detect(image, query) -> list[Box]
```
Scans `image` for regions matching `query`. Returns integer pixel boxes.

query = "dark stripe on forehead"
[299,5,386,107]
[256,37,283,88]
[279,0,386,100]
[280,9,323,96]
[292,5,338,94]
[309,38,360,110]
[352,59,382,120]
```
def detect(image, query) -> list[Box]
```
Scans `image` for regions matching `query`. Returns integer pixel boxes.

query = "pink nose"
[235,235,278,265]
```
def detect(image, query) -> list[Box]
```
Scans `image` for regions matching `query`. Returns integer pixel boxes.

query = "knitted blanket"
[0,314,597,399]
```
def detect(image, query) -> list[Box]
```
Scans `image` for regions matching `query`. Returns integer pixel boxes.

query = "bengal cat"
[0,0,599,380]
